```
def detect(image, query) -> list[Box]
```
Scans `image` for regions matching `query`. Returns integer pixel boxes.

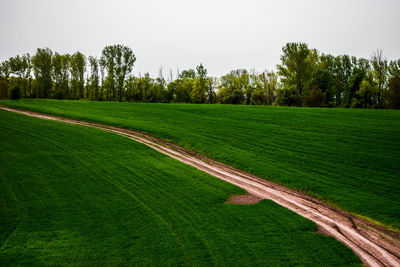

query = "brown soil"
[2,106,400,267]
[227,194,262,204]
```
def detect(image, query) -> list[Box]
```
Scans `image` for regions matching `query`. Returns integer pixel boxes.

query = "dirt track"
[2,106,400,267]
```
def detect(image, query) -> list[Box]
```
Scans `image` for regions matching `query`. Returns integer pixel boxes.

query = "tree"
[371,50,388,105]
[331,55,353,106]
[115,45,136,101]
[252,71,279,105]
[388,59,400,78]
[52,53,70,99]
[21,54,32,97]
[243,70,255,105]
[88,56,100,100]
[100,45,136,101]
[277,43,318,98]
[70,52,86,99]
[206,77,218,104]
[217,70,246,104]
[174,76,194,103]
[191,64,207,103]
[311,68,333,106]
[7,54,32,97]
[32,48,53,98]
[346,68,366,107]
[356,78,376,108]
[385,75,400,109]
[0,80,8,99]
[180,69,196,79]
[154,76,167,102]
[9,55,24,80]
[8,56,23,97]
[0,60,11,80]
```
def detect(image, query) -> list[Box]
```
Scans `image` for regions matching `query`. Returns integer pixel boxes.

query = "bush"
[54,91,64,100]
[305,86,324,107]
[275,87,301,106]
[10,86,21,100]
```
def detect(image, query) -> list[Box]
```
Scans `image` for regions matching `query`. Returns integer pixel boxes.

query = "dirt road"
[2,106,400,266]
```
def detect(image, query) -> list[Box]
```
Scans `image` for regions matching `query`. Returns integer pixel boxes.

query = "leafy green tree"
[127,73,155,102]
[175,77,194,103]
[100,46,116,100]
[371,50,388,106]
[32,48,53,98]
[0,60,11,80]
[217,70,247,104]
[7,54,32,97]
[206,77,218,104]
[70,52,86,99]
[100,45,136,101]
[356,78,376,108]
[180,69,196,79]
[114,45,136,101]
[22,54,32,97]
[191,64,207,103]
[388,59,400,78]
[244,70,256,105]
[277,43,318,99]
[154,77,168,103]
[166,79,177,102]
[8,56,22,96]
[331,55,353,106]
[88,56,100,100]
[0,80,8,99]
[310,68,333,106]
[385,75,400,109]
[252,71,278,105]
[9,55,24,80]
[52,53,70,99]
[346,68,366,107]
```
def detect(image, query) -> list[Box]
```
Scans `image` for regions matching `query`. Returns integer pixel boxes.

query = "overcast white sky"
[0,0,399,77]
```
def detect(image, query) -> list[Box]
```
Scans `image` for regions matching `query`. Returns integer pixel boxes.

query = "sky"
[0,0,399,77]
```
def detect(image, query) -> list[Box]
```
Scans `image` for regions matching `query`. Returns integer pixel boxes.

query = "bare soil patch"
[227,194,262,204]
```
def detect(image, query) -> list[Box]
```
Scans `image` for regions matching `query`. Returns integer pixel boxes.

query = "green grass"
[0,109,361,265]
[1,99,399,231]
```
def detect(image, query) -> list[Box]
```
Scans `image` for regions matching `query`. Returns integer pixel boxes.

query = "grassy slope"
[0,110,361,266]
[1,100,399,230]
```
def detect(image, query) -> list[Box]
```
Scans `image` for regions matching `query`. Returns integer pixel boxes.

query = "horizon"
[1,0,399,77]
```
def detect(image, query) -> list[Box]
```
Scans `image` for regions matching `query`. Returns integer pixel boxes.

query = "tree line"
[1,43,399,108]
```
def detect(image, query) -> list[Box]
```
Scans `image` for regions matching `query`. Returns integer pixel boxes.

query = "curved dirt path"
[2,106,400,267]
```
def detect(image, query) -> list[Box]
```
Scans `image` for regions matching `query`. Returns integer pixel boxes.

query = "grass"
[0,109,362,265]
[1,100,399,231]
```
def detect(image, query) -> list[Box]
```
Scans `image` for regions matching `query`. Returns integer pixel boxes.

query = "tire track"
[2,106,400,266]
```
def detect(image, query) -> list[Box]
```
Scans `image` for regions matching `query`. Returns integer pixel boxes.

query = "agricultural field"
[0,109,362,265]
[1,100,399,231]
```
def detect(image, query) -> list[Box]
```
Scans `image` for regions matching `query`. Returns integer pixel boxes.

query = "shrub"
[275,87,301,106]
[54,91,64,100]
[305,86,324,107]
[10,86,21,100]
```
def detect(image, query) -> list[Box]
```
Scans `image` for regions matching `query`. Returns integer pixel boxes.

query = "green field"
[0,109,361,265]
[1,100,399,230]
